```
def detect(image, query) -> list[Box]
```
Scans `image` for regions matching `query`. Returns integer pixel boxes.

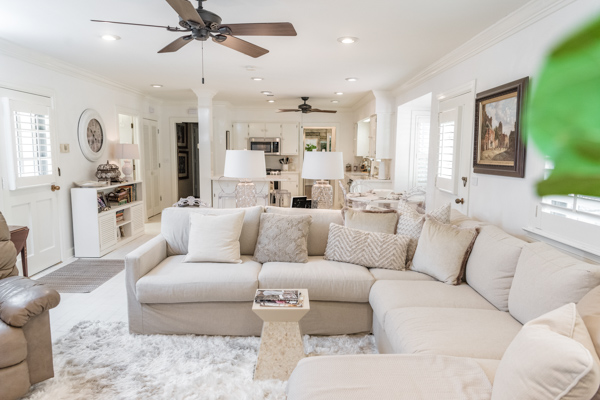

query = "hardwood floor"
[32,214,161,341]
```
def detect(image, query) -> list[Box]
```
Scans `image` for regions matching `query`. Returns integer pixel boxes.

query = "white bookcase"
[71,181,145,257]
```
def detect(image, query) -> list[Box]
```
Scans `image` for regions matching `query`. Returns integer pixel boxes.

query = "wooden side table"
[252,289,310,381]
[8,226,29,277]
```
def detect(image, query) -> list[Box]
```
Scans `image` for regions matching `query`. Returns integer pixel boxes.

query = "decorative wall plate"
[78,109,106,161]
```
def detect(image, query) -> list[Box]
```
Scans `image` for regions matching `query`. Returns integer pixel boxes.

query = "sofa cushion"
[0,320,27,369]
[509,242,600,324]
[411,218,479,285]
[265,207,343,256]
[449,209,485,229]
[253,213,311,263]
[368,268,436,281]
[184,211,245,264]
[578,285,600,359]
[370,281,496,327]
[135,255,261,303]
[287,354,493,400]
[384,307,522,359]
[466,225,526,312]
[258,256,374,302]
[344,208,398,234]
[0,212,18,279]
[161,206,263,256]
[492,304,600,400]
[324,224,408,270]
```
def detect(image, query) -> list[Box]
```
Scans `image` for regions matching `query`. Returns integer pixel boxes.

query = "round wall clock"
[78,109,106,161]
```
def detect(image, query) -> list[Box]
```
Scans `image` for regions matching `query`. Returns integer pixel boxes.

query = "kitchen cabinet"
[248,123,281,138]
[233,122,249,150]
[355,115,376,158]
[281,123,299,155]
[280,173,299,196]
[369,114,377,158]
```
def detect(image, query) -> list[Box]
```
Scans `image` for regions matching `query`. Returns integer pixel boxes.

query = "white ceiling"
[0,0,530,109]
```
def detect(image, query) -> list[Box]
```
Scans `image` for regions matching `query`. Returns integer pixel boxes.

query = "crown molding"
[0,38,148,98]
[394,0,576,94]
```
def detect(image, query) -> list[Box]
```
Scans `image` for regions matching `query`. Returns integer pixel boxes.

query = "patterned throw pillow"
[253,213,312,263]
[324,223,410,270]
[396,202,451,266]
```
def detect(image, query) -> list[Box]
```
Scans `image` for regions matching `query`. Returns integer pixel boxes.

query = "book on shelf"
[254,289,303,307]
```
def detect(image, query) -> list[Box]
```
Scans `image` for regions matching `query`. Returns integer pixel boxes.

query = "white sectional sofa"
[125,205,600,398]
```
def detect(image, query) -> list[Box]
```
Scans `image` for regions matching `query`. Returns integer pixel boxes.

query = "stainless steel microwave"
[248,137,280,155]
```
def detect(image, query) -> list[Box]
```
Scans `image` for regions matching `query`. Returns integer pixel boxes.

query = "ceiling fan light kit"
[92,0,296,58]
[278,97,337,114]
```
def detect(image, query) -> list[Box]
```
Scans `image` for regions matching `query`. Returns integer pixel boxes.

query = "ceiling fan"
[278,97,338,114]
[92,0,297,58]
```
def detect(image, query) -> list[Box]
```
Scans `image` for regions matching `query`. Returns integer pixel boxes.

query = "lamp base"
[122,160,134,182]
[235,180,257,208]
[311,180,333,209]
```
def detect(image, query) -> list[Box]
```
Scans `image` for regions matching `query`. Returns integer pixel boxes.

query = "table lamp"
[302,151,344,209]
[224,150,266,208]
[114,143,140,182]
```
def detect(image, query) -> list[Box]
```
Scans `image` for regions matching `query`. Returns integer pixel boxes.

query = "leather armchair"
[0,212,60,400]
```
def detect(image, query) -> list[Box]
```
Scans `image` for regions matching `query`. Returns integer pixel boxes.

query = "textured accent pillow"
[184,211,245,263]
[253,213,312,263]
[396,202,451,266]
[324,223,409,270]
[492,304,600,400]
[411,218,479,285]
[344,208,398,234]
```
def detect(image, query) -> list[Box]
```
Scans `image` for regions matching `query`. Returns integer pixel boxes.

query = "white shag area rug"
[25,321,377,400]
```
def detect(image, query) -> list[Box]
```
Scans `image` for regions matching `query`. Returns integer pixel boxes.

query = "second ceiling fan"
[92,0,297,58]
[278,97,338,114]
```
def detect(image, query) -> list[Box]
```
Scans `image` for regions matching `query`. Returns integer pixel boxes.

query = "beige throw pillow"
[184,211,245,263]
[324,223,409,270]
[411,218,479,285]
[492,303,600,400]
[344,208,398,234]
[396,202,451,266]
[253,213,311,263]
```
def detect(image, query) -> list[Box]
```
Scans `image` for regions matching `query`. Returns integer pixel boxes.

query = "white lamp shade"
[302,151,344,180]
[224,150,267,179]
[114,143,140,159]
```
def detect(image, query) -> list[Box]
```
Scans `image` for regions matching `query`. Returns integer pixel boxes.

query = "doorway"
[176,122,200,199]
[302,126,336,201]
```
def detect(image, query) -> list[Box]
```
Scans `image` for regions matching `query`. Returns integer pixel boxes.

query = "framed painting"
[176,123,187,148]
[178,151,189,180]
[473,77,528,177]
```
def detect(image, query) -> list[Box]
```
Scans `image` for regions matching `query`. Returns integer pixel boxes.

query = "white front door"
[433,89,474,214]
[0,88,62,275]
[142,119,161,218]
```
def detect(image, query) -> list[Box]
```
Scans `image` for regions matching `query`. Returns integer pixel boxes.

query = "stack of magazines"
[255,290,303,307]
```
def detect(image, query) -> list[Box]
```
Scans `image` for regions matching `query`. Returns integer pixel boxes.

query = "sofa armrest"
[0,276,60,327]
[125,234,167,293]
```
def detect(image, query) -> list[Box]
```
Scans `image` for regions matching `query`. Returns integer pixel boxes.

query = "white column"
[192,88,216,206]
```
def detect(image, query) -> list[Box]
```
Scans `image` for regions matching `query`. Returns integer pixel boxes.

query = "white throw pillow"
[492,303,600,400]
[184,211,245,263]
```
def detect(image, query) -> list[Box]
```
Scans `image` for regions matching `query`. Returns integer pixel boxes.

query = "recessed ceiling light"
[345,77,358,82]
[102,34,120,41]
[251,77,264,81]
[335,92,344,95]
[266,94,274,97]
[267,100,275,103]
[331,100,339,103]
[337,37,358,44]
[150,84,162,88]
[261,91,272,95]
[245,65,257,71]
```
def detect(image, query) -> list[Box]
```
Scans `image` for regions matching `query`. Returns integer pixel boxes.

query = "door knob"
[455,198,464,204]
[51,184,61,192]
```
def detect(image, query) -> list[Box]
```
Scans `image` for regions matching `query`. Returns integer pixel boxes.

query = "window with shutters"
[435,108,460,194]
[410,112,430,187]
[526,157,600,257]
[1,91,55,189]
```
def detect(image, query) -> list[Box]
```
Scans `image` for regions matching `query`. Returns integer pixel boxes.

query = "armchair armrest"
[0,276,60,327]
[125,234,167,294]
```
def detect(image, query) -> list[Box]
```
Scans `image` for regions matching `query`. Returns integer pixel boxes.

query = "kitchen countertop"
[345,173,391,182]
[211,176,292,182]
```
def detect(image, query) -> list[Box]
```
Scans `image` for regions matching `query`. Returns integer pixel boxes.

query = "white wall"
[391,0,600,237]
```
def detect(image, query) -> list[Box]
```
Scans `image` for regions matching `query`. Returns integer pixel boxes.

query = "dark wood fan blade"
[158,35,193,53]
[225,23,297,36]
[165,0,205,27]
[309,109,338,113]
[213,35,269,58]
[277,109,302,112]
[91,20,175,29]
